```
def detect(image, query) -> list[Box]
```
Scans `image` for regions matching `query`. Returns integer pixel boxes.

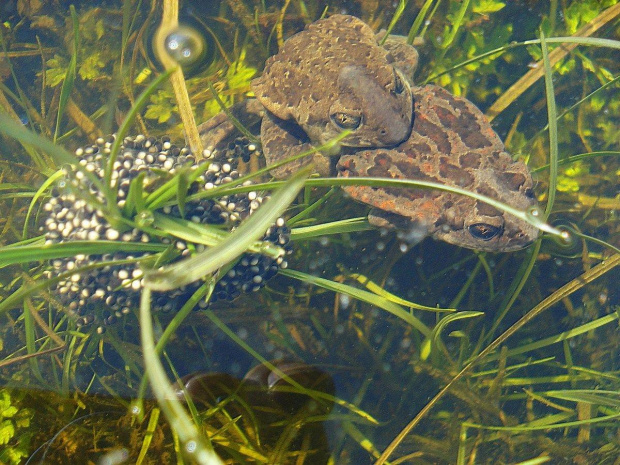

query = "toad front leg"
[261,111,338,178]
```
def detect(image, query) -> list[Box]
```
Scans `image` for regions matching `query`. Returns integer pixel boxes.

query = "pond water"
[0,1,618,464]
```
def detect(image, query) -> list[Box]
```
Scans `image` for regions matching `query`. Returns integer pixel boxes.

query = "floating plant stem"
[212,176,564,238]
[486,14,620,119]
[424,36,620,102]
[533,75,620,140]
[139,288,224,465]
[152,0,204,156]
[135,281,214,411]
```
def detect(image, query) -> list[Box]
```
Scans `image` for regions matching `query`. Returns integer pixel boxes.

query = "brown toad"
[199,14,416,176]
[337,85,539,252]
[199,14,539,252]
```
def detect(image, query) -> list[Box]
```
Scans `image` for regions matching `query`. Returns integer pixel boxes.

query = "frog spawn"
[43,135,291,331]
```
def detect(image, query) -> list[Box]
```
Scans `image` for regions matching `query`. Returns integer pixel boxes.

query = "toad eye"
[468,223,503,241]
[330,112,362,130]
[393,69,405,95]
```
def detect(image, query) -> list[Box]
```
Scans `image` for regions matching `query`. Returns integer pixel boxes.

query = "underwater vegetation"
[0,0,618,463]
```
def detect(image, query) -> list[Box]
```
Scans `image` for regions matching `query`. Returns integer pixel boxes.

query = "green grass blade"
[346,272,456,312]
[441,0,471,50]
[540,31,559,217]
[151,212,284,258]
[123,171,147,218]
[463,411,620,432]
[105,68,175,210]
[485,312,619,361]
[379,0,407,45]
[432,311,485,349]
[208,176,564,238]
[144,168,309,291]
[22,169,64,239]
[532,151,620,173]
[407,0,436,43]
[0,240,165,268]
[139,288,224,465]
[545,390,620,408]
[53,5,79,143]
[280,268,432,338]
[290,217,372,241]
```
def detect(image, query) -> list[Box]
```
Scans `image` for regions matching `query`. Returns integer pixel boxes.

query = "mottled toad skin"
[337,85,539,252]
[251,14,415,176]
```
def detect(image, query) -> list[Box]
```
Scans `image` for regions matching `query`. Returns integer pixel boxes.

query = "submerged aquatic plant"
[0,0,618,463]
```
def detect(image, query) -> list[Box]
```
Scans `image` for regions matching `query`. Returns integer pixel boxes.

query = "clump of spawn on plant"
[43,135,291,331]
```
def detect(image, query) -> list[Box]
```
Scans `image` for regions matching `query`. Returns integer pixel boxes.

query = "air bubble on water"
[162,25,207,69]
[559,229,573,245]
[339,294,351,309]
[527,205,541,219]
[136,210,154,227]
[186,440,197,453]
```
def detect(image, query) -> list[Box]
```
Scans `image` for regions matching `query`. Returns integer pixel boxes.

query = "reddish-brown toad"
[337,85,539,252]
